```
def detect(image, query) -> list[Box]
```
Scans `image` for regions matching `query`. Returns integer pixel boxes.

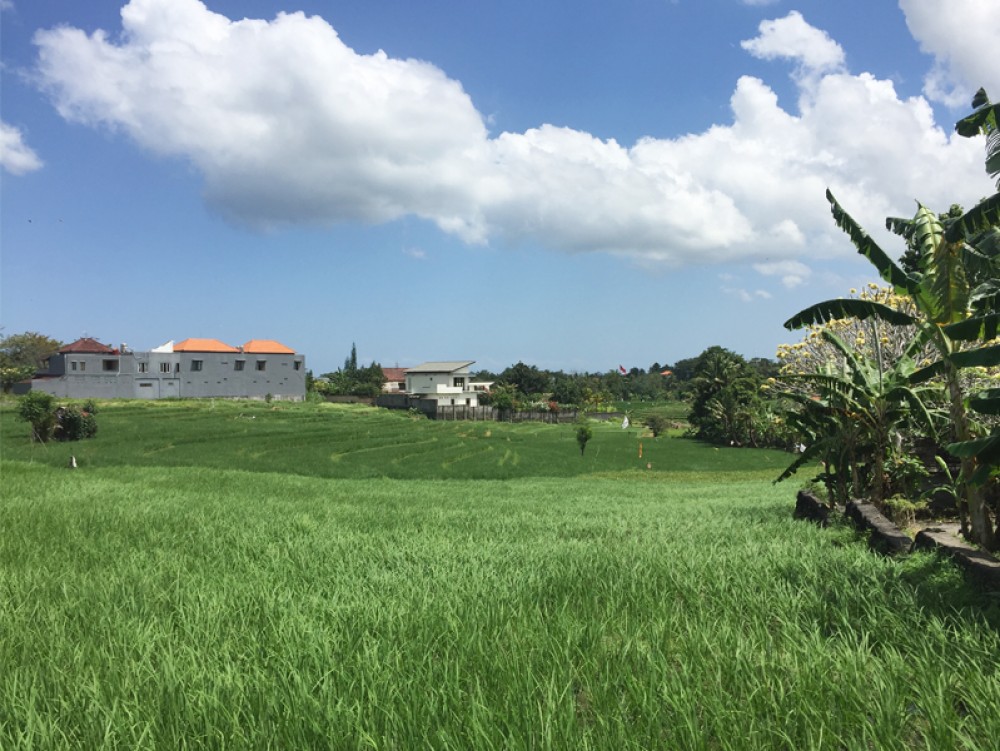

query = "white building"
[404,361,491,407]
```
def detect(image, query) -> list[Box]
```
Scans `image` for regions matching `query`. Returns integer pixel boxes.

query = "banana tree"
[782,90,1000,547]
[775,329,941,506]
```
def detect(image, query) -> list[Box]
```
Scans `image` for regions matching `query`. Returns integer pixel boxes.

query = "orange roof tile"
[173,338,240,353]
[242,339,295,354]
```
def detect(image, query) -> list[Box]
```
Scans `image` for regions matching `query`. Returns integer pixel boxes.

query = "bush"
[645,414,669,438]
[17,391,57,442]
[15,392,99,443]
[57,406,98,441]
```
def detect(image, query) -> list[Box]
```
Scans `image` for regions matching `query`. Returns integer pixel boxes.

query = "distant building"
[403,361,491,407]
[381,367,407,393]
[28,337,305,401]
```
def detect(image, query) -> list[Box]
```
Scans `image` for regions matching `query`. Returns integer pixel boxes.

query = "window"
[234,359,245,371]
[191,360,203,372]
[103,359,117,372]
[293,361,302,371]
[159,362,172,374]
[453,377,466,388]
[79,361,86,372]
[256,360,266,371]
[137,362,149,373]
[139,382,153,388]
[71,361,77,371]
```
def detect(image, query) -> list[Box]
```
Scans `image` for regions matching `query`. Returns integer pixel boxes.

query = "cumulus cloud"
[31,0,993,274]
[1,121,43,174]
[899,0,1000,108]
[740,10,845,84]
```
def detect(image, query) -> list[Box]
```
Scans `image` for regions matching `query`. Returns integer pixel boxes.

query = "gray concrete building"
[29,337,306,401]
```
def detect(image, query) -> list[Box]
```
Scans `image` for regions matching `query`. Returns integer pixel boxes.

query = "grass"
[0,400,781,480]
[2,400,999,749]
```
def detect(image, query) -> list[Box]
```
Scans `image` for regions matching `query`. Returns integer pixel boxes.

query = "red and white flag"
[618,364,627,375]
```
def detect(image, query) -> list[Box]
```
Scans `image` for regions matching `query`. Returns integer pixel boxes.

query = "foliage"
[644,414,669,438]
[480,382,519,412]
[687,346,778,448]
[882,494,928,529]
[0,331,61,393]
[954,87,1000,189]
[317,343,386,397]
[498,361,551,396]
[15,393,99,443]
[16,391,57,442]
[550,373,583,405]
[773,327,940,505]
[781,90,1000,549]
[56,406,98,441]
[575,419,593,455]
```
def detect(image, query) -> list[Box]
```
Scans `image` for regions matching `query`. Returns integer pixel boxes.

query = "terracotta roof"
[382,367,407,382]
[59,337,114,354]
[173,338,240,353]
[242,339,296,354]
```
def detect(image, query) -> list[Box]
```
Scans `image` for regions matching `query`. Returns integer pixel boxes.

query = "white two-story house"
[404,361,491,407]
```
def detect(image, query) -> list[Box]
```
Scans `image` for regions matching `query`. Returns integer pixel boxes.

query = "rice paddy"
[1,401,998,749]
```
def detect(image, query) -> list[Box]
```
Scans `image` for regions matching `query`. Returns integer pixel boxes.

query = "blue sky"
[2,0,998,375]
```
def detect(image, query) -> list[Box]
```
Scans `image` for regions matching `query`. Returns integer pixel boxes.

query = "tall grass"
[3,453,999,749]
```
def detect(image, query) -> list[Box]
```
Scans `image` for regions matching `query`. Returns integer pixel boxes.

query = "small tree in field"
[17,391,57,442]
[575,421,593,456]
[645,415,669,438]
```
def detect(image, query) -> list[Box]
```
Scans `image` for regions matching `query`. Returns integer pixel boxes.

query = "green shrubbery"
[16,392,98,443]
[17,391,57,442]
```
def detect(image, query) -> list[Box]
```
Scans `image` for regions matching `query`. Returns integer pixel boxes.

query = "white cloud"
[753,260,812,288]
[899,0,1000,108]
[722,286,772,303]
[31,0,994,270]
[402,246,426,260]
[1,121,43,174]
[740,11,845,84]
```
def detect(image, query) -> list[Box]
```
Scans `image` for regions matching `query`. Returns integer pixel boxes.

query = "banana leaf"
[949,344,1000,368]
[944,193,1000,242]
[783,298,916,330]
[968,389,1000,415]
[944,312,1000,341]
[827,189,917,293]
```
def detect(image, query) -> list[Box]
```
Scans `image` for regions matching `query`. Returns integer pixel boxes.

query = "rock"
[844,500,913,555]
[914,528,1000,589]
[794,490,831,526]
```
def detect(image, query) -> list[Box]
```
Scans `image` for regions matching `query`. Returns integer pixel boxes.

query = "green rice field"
[2,401,999,749]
